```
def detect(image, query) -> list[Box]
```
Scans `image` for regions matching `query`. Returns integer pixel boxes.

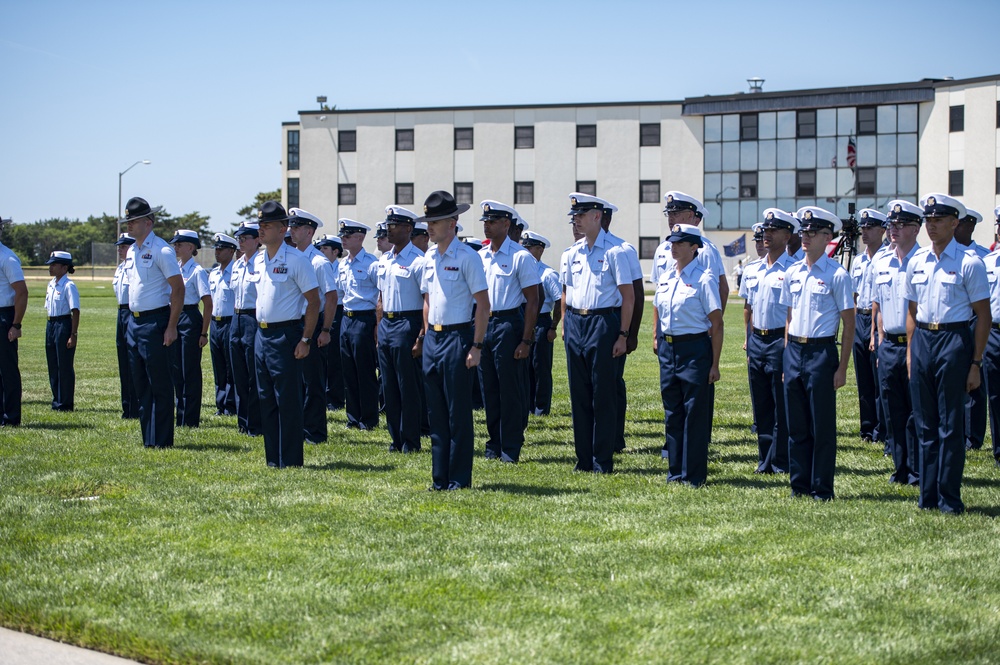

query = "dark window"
[286,130,299,170]
[455,127,474,150]
[639,236,660,260]
[857,107,877,135]
[395,183,414,205]
[396,129,414,151]
[454,182,474,205]
[996,167,1000,195]
[795,169,816,197]
[739,172,758,198]
[856,168,876,196]
[740,114,758,141]
[338,183,356,206]
[576,181,597,196]
[287,177,299,208]
[338,130,356,152]
[949,105,965,132]
[515,126,534,149]
[640,123,661,146]
[796,110,816,138]
[997,101,1000,128]
[577,124,597,148]
[514,182,534,205]
[639,180,660,203]
[949,170,964,196]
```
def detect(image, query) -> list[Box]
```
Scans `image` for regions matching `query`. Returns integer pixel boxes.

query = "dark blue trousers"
[966,319,987,449]
[127,309,174,447]
[229,313,260,436]
[853,311,881,442]
[748,332,788,473]
[210,317,236,416]
[171,307,203,427]
[910,327,970,513]
[423,326,475,489]
[877,337,918,484]
[564,310,619,473]
[302,312,328,443]
[983,326,1000,464]
[480,312,528,462]
[377,313,423,452]
[784,340,838,499]
[615,354,628,453]
[255,323,305,468]
[116,307,139,418]
[340,311,379,429]
[45,315,75,411]
[659,334,712,486]
[326,306,345,410]
[529,312,554,416]
[0,306,20,426]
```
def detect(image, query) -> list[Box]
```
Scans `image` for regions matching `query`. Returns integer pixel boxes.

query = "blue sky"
[2,0,998,233]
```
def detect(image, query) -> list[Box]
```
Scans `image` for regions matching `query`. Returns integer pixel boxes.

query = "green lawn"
[2,281,1000,664]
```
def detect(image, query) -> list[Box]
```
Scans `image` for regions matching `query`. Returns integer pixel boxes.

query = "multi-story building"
[282,74,1000,273]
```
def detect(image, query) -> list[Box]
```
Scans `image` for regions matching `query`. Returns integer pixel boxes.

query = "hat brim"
[118,205,163,224]
[666,234,703,247]
[45,258,73,266]
[415,203,471,224]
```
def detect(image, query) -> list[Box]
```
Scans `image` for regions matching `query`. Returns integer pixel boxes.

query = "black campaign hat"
[257,201,289,224]
[415,190,470,223]
[122,197,163,222]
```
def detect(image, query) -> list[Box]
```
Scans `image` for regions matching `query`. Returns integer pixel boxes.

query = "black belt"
[213,316,233,323]
[752,326,785,338]
[235,308,256,316]
[857,308,873,315]
[132,306,170,319]
[258,319,301,329]
[344,309,375,318]
[788,335,836,344]
[430,322,473,333]
[384,310,422,319]
[661,332,709,343]
[568,306,617,316]
[0,306,13,314]
[489,308,521,318]
[992,323,1000,331]
[182,304,199,312]
[885,333,907,344]
[119,304,130,310]
[916,321,966,332]
[336,305,344,312]
[47,314,71,321]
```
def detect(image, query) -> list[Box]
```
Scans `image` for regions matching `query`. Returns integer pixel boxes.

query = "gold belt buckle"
[928,322,941,331]
[214,316,221,321]
[759,328,770,336]
[387,312,396,319]
[260,321,268,329]
[578,308,591,316]
[132,311,139,318]
[433,324,444,332]
[665,335,673,343]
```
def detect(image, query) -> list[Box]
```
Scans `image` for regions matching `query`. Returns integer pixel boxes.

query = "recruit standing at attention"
[338,219,381,430]
[43,251,80,411]
[316,234,346,411]
[169,229,212,428]
[229,222,262,437]
[112,233,138,419]
[208,233,238,417]
[520,231,562,417]
[0,214,27,427]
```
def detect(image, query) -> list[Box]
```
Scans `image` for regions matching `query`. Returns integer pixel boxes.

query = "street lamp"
[117,160,151,238]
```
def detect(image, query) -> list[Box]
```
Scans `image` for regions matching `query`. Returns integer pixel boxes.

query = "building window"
[515,126,534,149]
[338,183,356,206]
[739,172,757,198]
[576,181,596,196]
[639,180,660,203]
[514,182,534,205]
[856,168,876,196]
[286,130,299,170]
[338,130,356,152]
[996,167,1000,195]
[949,170,964,196]
[639,236,660,260]
[857,106,877,135]
[796,169,816,197]
[287,178,299,208]
[454,182,473,205]
[455,127,474,150]
[395,183,414,205]
[949,105,965,132]
[740,114,758,141]
[577,124,597,148]
[396,129,414,151]
[796,110,816,138]
[996,101,1000,128]
[640,123,661,146]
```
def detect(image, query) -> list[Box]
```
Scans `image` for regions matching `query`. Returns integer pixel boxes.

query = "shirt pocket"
[938,271,963,305]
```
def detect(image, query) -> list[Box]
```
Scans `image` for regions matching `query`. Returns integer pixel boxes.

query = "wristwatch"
[471,341,484,350]
[12,323,22,330]
[323,327,332,333]
[972,359,983,368]
[301,337,311,344]
[521,338,534,346]
[618,329,630,338]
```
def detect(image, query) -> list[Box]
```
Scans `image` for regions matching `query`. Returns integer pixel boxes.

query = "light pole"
[118,160,151,238]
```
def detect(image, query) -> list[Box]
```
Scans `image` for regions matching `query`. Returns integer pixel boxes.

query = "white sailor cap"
[752,223,765,240]
[512,211,530,230]
[796,206,842,234]
[338,219,371,236]
[666,223,704,247]
[385,206,418,224]
[45,250,73,266]
[520,230,551,249]
[456,222,464,233]
[411,221,429,235]
[480,200,517,222]
[567,193,617,217]
[920,193,966,220]
[858,209,888,228]
[761,208,799,232]
[115,233,136,246]
[169,229,201,248]
[663,191,705,219]
[213,233,238,249]
[962,208,983,225]
[315,234,343,249]
[885,200,923,224]
[463,237,484,250]
[288,208,324,229]
[234,222,259,238]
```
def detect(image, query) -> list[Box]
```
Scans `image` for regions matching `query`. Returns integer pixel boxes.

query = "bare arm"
[718,275,730,313]
[296,287,320,360]
[970,299,991,392]
[708,309,724,383]
[164,275,184,347]
[515,285,539,361]
[317,290,336,347]
[626,279,644,353]
[8,281,27,342]
[614,283,634,358]
[199,295,212,347]
[834,308,856,390]
[468,290,489,368]
[68,308,80,349]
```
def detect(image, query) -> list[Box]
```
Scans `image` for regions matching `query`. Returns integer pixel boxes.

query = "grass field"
[2,280,1000,665]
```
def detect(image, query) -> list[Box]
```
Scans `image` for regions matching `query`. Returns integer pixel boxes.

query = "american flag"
[846,136,857,171]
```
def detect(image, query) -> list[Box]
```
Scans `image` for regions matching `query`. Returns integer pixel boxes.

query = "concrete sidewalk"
[0,627,142,664]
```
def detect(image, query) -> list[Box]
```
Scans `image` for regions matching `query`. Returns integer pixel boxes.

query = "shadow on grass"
[963,476,1000,488]
[181,442,248,453]
[711,476,787,490]
[712,451,758,465]
[966,505,1000,518]
[478,482,590,497]
[309,461,397,473]
[848,492,915,503]
[17,422,84,430]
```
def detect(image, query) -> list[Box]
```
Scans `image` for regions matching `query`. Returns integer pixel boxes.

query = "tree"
[234,189,281,230]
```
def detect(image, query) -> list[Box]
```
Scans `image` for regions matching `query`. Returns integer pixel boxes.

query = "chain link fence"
[21,241,222,281]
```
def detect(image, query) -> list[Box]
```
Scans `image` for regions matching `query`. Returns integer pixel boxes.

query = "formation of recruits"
[1,190,999,511]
